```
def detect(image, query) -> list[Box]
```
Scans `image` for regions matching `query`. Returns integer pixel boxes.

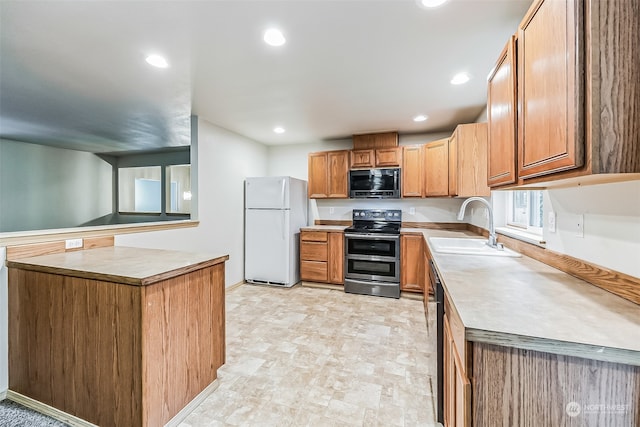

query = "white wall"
[0,139,112,232]
[544,180,640,278]
[116,118,268,287]
[472,181,640,278]
[0,247,7,396]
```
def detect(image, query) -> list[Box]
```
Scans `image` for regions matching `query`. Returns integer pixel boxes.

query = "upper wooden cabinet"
[487,36,518,187]
[307,150,349,199]
[517,0,584,179]
[424,138,450,197]
[448,124,490,198]
[350,147,401,169]
[353,132,398,149]
[402,145,423,197]
[350,149,375,169]
[487,0,640,188]
[376,147,402,167]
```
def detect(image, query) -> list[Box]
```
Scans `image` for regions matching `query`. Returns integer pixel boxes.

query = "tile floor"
[180,284,439,427]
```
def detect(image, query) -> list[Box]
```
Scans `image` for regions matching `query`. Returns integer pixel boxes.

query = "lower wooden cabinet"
[443,298,471,427]
[400,234,424,293]
[300,230,343,285]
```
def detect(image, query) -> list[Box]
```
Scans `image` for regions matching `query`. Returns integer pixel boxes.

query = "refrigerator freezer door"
[246,176,290,209]
[245,209,291,285]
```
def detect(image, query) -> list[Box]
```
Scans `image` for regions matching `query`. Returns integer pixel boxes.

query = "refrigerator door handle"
[282,213,286,240]
[281,178,286,207]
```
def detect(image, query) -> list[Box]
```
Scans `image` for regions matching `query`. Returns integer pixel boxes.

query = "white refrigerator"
[245,176,308,287]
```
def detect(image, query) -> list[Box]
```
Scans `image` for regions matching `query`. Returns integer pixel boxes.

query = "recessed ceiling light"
[419,0,448,8]
[413,115,428,122]
[451,72,470,85]
[273,126,285,134]
[264,28,286,47]
[145,54,169,68]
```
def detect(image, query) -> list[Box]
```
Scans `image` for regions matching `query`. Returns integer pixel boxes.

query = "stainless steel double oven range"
[344,209,402,299]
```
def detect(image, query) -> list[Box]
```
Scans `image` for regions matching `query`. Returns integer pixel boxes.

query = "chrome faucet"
[457,197,498,248]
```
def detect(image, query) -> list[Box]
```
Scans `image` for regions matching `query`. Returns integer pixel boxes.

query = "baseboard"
[0,389,6,401]
[226,280,246,293]
[165,379,219,427]
[5,390,97,427]
[401,291,423,301]
[300,281,344,291]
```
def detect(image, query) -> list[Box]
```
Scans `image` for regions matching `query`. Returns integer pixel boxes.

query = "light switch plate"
[409,207,416,215]
[548,211,556,233]
[65,238,83,249]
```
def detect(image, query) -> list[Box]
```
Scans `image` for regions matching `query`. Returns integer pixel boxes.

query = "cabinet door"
[308,153,328,198]
[402,145,423,197]
[328,151,349,198]
[375,147,401,167]
[424,138,449,197]
[400,234,423,293]
[328,232,344,284]
[457,124,490,197]
[448,134,458,196]
[487,36,518,187]
[454,347,471,427]
[350,149,375,169]
[443,316,455,427]
[518,0,584,179]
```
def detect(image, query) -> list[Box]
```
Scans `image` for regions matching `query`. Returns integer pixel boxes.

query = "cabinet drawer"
[300,241,328,261]
[301,231,328,242]
[301,261,328,282]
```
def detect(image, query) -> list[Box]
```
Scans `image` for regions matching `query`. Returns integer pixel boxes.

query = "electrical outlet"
[329,207,335,214]
[575,214,584,238]
[409,207,415,215]
[548,211,556,233]
[65,238,83,249]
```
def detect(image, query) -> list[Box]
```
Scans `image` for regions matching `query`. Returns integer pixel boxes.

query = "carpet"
[0,399,69,427]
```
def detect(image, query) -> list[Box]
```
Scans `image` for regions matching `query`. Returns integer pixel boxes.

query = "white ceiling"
[0,0,532,153]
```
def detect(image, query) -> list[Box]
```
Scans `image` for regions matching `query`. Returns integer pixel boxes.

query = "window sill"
[496,226,545,248]
[0,219,199,246]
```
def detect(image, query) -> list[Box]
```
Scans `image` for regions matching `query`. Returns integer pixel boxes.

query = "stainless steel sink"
[428,237,521,257]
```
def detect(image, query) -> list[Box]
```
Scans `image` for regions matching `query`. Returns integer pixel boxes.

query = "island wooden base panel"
[8,263,226,427]
[472,343,640,427]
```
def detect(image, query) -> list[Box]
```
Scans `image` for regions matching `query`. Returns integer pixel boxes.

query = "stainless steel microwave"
[349,168,401,199]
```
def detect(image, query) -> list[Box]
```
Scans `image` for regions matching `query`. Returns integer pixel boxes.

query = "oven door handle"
[344,233,400,240]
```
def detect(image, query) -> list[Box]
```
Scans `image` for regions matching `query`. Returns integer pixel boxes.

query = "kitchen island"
[6,246,228,427]
[409,228,640,426]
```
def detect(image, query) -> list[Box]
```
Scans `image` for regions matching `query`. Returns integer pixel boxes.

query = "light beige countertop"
[413,229,640,366]
[6,246,229,286]
[300,225,349,232]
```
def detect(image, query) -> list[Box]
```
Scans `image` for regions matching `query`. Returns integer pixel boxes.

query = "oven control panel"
[352,209,402,222]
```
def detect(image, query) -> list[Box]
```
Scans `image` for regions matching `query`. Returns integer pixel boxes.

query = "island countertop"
[6,246,229,286]
[404,228,640,366]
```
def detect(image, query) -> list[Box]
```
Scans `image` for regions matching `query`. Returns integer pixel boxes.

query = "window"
[118,166,162,213]
[506,190,543,235]
[166,164,191,214]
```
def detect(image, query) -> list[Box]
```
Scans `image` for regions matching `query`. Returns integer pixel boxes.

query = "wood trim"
[314,219,352,226]
[300,281,343,291]
[498,233,640,305]
[402,222,468,231]
[6,236,115,261]
[5,391,97,427]
[225,280,246,293]
[0,220,199,246]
